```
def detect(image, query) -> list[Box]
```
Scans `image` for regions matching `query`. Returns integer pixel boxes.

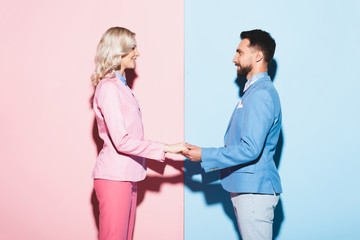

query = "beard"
[236,64,252,78]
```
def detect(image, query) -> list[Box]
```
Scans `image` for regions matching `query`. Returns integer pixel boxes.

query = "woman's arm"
[99,81,185,160]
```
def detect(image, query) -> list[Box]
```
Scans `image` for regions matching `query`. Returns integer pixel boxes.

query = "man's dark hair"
[240,29,276,64]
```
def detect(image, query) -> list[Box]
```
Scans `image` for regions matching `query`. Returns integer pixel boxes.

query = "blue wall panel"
[185,1,360,239]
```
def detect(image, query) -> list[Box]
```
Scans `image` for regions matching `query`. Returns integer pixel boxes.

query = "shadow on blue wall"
[185,160,241,238]
[185,59,284,239]
[273,130,284,239]
[267,59,285,239]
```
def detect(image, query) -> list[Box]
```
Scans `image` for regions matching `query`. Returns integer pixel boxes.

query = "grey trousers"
[230,193,280,240]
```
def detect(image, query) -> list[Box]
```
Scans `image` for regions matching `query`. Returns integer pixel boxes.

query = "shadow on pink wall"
[88,69,184,231]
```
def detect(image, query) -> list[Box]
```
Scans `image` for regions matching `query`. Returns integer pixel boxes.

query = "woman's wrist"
[163,143,187,153]
[163,144,170,152]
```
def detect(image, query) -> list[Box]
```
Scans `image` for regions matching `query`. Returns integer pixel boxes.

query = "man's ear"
[255,51,264,62]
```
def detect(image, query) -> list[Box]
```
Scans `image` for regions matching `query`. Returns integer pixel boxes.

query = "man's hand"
[182,143,202,162]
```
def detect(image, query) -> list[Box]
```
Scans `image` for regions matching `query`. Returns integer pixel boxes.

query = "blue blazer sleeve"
[201,89,275,173]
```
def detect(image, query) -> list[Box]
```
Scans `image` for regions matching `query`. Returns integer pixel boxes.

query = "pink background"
[0,0,184,239]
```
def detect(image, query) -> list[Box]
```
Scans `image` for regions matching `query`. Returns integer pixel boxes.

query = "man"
[183,29,282,240]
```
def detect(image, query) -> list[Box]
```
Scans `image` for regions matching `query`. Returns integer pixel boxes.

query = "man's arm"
[185,90,275,172]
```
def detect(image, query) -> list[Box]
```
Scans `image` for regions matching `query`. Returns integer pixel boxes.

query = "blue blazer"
[201,74,282,194]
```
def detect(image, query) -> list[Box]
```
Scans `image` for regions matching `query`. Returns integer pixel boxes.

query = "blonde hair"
[91,27,136,86]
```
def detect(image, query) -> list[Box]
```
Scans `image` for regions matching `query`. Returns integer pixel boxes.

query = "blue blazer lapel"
[242,76,271,101]
[224,75,271,143]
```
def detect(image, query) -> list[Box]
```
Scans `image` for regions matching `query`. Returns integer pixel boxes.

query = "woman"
[91,27,185,240]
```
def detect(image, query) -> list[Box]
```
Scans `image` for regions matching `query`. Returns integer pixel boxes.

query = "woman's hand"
[164,142,188,154]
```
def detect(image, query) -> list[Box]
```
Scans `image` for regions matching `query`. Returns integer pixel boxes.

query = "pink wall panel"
[0,0,184,239]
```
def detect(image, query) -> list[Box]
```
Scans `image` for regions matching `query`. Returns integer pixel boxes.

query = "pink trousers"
[94,179,137,240]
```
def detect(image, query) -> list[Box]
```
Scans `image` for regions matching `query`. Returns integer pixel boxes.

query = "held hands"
[164,142,202,162]
[181,143,202,162]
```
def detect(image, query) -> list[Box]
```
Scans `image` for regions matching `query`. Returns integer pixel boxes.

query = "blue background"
[184,0,360,239]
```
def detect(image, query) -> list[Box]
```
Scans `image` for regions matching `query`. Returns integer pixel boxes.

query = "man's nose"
[233,56,237,63]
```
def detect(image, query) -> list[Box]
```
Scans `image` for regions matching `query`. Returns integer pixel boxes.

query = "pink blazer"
[92,77,165,182]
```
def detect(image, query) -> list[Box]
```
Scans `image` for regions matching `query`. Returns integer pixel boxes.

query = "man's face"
[233,39,254,78]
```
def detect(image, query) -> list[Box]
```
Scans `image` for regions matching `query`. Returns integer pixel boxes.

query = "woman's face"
[121,46,140,70]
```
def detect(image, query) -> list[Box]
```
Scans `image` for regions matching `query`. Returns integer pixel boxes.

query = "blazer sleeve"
[201,90,274,172]
[98,81,165,161]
